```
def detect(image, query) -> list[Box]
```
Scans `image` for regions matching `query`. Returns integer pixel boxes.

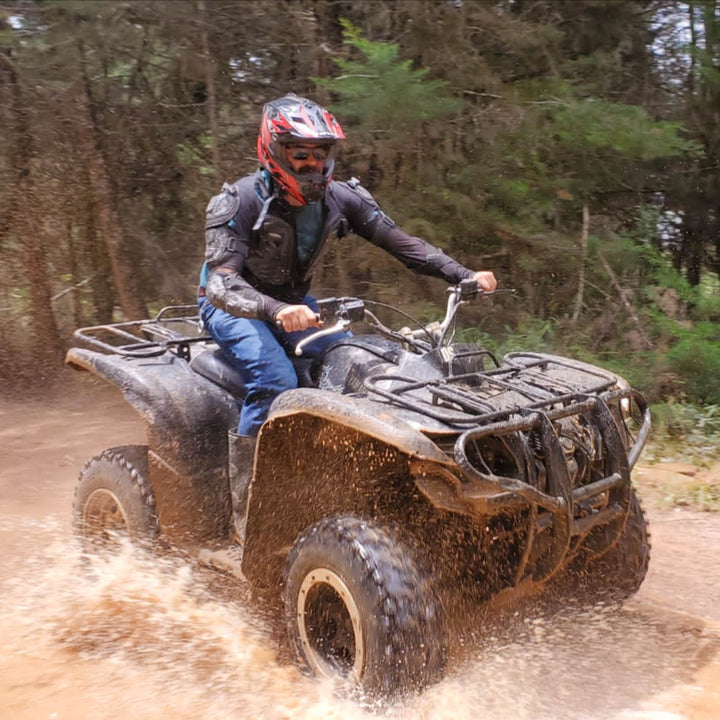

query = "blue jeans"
[199,295,347,436]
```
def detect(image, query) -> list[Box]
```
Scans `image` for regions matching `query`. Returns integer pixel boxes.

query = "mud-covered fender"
[266,389,451,460]
[65,348,238,542]
[242,388,456,589]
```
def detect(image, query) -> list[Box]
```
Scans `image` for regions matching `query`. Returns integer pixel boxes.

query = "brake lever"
[294,319,350,356]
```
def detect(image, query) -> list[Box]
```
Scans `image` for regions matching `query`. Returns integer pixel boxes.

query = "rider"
[198,93,497,543]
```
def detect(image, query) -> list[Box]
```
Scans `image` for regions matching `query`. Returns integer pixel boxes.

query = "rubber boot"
[228,430,256,546]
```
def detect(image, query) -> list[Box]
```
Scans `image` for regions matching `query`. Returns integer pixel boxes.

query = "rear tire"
[283,515,445,698]
[73,445,158,551]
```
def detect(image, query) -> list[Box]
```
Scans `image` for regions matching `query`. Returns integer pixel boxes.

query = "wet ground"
[1,373,719,719]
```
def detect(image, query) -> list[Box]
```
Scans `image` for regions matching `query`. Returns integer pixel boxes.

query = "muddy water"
[1,376,719,719]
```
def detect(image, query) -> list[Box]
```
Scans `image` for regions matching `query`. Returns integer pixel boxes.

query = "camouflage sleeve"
[205,270,287,322]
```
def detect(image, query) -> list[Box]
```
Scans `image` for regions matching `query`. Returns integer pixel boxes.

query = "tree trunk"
[83,180,115,324]
[73,60,147,320]
[598,251,652,350]
[571,203,589,325]
[65,215,84,329]
[2,51,64,372]
[688,1,698,98]
[198,0,221,183]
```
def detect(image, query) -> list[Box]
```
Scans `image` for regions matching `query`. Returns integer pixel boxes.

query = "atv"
[66,280,651,698]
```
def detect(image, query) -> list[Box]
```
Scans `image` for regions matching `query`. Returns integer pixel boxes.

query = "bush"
[647,402,720,465]
[667,337,720,404]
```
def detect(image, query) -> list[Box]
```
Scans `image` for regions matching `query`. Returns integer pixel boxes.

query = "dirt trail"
[1,372,719,719]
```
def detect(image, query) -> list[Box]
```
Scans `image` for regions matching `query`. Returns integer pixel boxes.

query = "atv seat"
[190,348,248,399]
[190,347,317,399]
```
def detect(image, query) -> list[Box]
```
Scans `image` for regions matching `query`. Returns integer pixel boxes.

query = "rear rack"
[72,305,211,360]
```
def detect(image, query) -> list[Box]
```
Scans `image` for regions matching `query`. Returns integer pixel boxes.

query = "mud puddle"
[1,512,718,720]
[1,376,719,719]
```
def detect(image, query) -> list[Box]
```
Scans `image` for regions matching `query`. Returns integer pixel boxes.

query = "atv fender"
[242,388,457,589]
[65,347,238,542]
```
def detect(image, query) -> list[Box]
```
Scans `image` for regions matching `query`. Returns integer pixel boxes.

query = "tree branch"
[598,251,653,350]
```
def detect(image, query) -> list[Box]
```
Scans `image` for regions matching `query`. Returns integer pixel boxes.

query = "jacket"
[202,169,474,322]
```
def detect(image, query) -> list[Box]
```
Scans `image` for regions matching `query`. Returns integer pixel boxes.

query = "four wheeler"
[67,280,651,698]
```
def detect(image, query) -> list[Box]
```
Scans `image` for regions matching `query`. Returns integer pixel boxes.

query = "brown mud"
[1,372,719,719]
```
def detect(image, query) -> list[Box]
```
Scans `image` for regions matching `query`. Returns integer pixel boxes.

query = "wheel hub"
[297,568,364,681]
[82,488,130,542]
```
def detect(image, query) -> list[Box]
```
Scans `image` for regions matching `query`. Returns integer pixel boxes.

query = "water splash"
[0,515,714,720]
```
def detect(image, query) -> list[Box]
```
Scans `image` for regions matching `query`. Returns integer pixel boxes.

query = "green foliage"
[628,229,719,317]
[698,60,720,93]
[651,260,695,302]
[648,402,720,475]
[693,275,720,321]
[476,92,702,245]
[666,334,720,404]
[176,136,215,176]
[583,231,720,406]
[487,179,533,214]
[398,217,439,244]
[314,19,465,132]
[456,314,562,356]
[551,99,702,161]
[652,401,720,440]
[633,203,663,245]
[398,185,488,238]
[1,0,719,434]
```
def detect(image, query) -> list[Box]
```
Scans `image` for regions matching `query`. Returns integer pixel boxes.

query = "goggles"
[286,145,330,162]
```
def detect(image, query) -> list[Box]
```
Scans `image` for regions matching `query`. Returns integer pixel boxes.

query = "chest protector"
[245,214,297,285]
[205,173,351,289]
[245,204,345,287]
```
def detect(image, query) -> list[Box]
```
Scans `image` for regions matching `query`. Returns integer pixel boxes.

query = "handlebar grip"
[276,313,322,331]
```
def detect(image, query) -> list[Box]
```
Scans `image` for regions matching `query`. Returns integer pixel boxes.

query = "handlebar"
[293,297,366,356]
[291,281,504,356]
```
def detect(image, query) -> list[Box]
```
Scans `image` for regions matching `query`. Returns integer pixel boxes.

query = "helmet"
[257,94,345,204]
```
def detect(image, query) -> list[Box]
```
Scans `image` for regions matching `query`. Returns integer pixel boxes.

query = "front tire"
[283,515,445,698]
[568,488,651,602]
[73,445,158,551]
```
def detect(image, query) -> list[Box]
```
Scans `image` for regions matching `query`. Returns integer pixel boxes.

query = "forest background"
[1,0,719,455]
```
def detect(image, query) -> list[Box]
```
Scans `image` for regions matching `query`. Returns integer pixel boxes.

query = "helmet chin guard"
[257,94,345,205]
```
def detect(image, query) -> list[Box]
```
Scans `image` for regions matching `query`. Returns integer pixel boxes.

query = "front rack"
[363,353,619,426]
[366,351,651,545]
[364,351,651,468]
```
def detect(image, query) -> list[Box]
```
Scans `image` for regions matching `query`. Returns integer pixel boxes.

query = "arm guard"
[205,269,288,323]
[203,176,288,322]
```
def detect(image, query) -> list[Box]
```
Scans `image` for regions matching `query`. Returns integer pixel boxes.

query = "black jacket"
[202,170,473,321]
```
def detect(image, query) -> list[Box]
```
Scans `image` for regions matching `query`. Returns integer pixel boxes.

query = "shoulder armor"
[345,176,375,203]
[329,178,396,239]
[205,181,241,229]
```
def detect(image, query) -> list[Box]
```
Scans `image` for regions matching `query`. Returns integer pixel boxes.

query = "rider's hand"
[275,304,323,333]
[472,270,497,293]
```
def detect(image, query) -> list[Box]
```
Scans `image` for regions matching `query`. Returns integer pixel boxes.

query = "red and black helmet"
[257,94,345,205]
